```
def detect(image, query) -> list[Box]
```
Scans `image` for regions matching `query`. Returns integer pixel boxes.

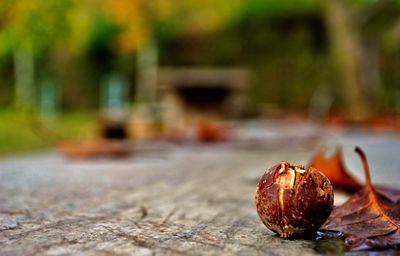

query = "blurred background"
[1,0,400,155]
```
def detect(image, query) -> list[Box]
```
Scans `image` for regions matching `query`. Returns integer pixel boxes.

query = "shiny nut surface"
[255,161,334,238]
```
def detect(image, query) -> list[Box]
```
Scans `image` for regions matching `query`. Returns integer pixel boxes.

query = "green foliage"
[0,0,398,115]
[0,0,72,58]
[0,109,97,154]
[240,0,320,21]
[0,0,321,58]
[86,17,121,73]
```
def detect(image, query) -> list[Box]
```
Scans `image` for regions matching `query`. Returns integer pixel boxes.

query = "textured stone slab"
[1,121,399,255]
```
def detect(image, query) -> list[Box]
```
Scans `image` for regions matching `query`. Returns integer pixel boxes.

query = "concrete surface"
[1,120,399,255]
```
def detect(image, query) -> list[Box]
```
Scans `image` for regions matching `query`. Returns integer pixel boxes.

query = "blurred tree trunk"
[322,0,368,121]
[14,44,35,109]
[135,39,158,102]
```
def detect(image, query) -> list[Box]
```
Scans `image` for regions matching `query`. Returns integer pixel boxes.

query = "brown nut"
[255,161,333,238]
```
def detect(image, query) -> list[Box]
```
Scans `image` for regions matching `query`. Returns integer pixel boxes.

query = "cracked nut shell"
[255,161,334,238]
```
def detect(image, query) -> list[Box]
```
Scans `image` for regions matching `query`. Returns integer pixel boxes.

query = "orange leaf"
[196,120,226,143]
[308,147,362,192]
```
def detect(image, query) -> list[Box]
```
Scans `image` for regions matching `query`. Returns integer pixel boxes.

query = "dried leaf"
[58,141,130,158]
[322,147,400,251]
[196,120,227,143]
[308,147,362,192]
[375,186,400,204]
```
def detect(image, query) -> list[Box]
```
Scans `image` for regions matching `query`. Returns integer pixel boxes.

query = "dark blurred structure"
[159,68,250,130]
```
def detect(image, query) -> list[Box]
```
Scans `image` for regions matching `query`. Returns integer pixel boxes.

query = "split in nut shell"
[255,161,334,239]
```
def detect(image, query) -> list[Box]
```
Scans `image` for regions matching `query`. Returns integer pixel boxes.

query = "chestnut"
[255,161,333,238]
